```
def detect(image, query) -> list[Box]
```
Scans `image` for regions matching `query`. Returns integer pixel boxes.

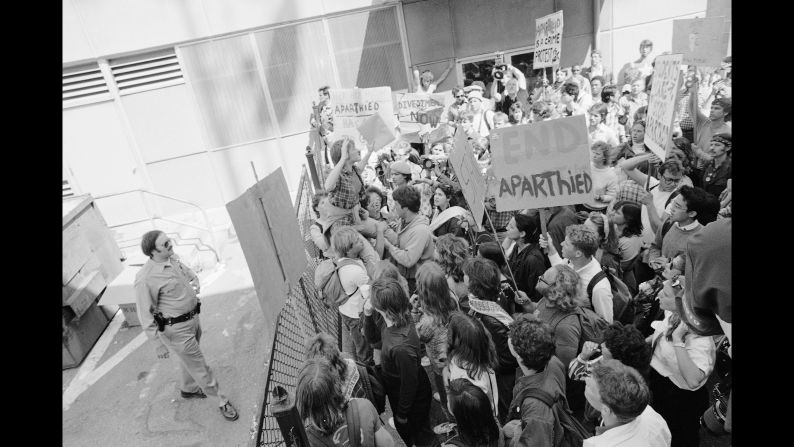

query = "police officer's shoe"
[180,390,207,399]
[220,401,239,421]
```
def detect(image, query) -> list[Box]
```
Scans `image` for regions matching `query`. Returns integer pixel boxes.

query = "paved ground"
[63,241,266,447]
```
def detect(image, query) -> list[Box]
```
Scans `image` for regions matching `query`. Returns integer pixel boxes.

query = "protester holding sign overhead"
[411,61,454,94]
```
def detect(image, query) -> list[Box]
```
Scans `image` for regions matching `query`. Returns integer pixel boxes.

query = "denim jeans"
[340,313,373,365]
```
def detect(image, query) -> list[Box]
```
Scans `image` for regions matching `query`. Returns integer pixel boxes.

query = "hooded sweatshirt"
[389,214,434,280]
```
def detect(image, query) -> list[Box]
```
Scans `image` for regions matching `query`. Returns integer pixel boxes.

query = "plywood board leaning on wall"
[226,168,307,336]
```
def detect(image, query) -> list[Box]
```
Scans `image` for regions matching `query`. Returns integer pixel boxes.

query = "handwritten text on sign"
[451,127,486,231]
[330,87,395,149]
[645,54,683,160]
[534,11,563,69]
[490,115,592,211]
[672,17,727,67]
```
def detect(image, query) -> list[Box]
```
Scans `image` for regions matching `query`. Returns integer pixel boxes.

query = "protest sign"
[706,0,731,54]
[357,112,398,150]
[393,91,448,142]
[489,115,591,211]
[672,17,727,67]
[226,168,307,330]
[534,11,563,69]
[645,54,683,160]
[450,127,486,231]
[330,87,396,149]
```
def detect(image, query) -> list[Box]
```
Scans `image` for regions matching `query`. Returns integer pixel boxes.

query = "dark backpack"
[587,267,634,325]
[355,362,386,415]
[508,387,590,447]
[306,398,362,447]
[314,258,361,309]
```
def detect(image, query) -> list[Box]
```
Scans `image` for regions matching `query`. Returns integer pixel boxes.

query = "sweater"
[648,221,702,261]
[389,214,434,280]
[584,166,619,210]
[537,300,581,367]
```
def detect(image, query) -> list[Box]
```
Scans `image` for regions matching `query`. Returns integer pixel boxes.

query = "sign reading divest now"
[330,87,395,149]
[534,11,563,69]
[490,115,591,211]
[393,91,448,142]
[645,54,683,160]
[450,127,486,231]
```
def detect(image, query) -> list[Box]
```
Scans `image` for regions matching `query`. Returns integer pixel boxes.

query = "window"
[62,63,111,108]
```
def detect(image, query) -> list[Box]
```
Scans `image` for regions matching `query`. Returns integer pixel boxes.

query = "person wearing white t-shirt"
[647,279,716,447]
[583,359,671,447]
[331,227,374,365]
[539,225,614,323]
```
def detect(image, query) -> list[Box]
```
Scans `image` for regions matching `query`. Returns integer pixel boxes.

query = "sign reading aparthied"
[490,115,592,211]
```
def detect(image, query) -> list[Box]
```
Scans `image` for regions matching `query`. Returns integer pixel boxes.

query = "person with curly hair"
[414,262,461,407]
[433,234,471,309]
[508,101,530,125]
[569,322,653,381]
[540,224,614,323]
[297,358,396,447]
[583,359,671,447]
[534,265,585,367]
[502,314,568,445]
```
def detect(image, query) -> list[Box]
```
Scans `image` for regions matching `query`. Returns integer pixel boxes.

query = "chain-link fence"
[255,166,340,447]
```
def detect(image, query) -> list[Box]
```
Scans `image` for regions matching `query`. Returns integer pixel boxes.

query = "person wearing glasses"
[446,86,468,125]
[134,230,239,421]
[533,264,585,368]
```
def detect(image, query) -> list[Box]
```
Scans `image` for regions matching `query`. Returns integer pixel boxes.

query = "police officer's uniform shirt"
[134,258,199,341]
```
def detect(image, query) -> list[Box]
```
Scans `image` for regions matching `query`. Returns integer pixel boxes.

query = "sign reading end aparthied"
[490,115,592,211]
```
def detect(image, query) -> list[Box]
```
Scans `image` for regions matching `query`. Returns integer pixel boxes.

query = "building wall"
[63,0,711,229]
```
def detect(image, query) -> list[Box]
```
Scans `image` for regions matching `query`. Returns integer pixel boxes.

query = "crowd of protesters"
[300,39,731,447]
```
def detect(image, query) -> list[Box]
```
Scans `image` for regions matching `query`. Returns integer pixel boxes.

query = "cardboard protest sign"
[672,17,728,67]
[226,168,307,327]
[534,11,563,69]
[450,128,486,231]
[330,87,396,149]
[393,91,447,142]
[645,54,683,160]
[357,112,398,150]
[706,0,732,54]
[489,115,591,211]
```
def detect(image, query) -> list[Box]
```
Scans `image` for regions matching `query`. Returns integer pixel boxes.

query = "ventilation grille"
[110,50,184,95]
[62,179,74,199]
[62,63,111,106]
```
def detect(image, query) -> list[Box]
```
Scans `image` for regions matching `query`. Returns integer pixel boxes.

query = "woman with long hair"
[362,277,439,447]
[434,234,471,310]
[368,261,411,365]
[444,313,499,420]
[414,262,461,408]
[609,200,644,292]
[584,211,622,276]
[296,358,396,447]
[443,378,506,447]
[429,184,468,238]
[305,332,368,403]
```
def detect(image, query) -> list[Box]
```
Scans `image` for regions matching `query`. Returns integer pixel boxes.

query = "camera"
[419,155,436,170]
[493,64,508,80]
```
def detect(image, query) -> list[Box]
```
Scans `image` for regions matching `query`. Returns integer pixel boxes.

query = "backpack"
[355,362,386,415]
[587,267,634,325]
[549,306,609,353]
[314,258,362,309]
[508,388,590,447]
[306,398,362,447]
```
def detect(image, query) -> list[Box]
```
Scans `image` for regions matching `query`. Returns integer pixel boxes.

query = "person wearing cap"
[619,78,648,131]
[649,266,717,447]
[466,89,495,138]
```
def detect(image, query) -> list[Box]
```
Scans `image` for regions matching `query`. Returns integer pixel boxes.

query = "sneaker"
[219,401,239,421]
[180,390,207,399]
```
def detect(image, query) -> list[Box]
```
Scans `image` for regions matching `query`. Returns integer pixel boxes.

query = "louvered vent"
[110,49,184,95]
[62,63,111,106]
[62,179,74,199]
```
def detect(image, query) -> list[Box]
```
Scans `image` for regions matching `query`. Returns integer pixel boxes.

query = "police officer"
[134,230,239,421]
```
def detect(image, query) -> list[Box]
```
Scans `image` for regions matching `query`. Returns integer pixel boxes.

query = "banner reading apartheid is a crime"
[534,10,563,69]
[330,87,396,149]
[645,54,684,160]
[450,127,486,231]
[393,91,449,143]
[490,115,592,211]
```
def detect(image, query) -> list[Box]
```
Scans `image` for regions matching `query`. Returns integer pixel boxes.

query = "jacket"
[537,301,581,367]
[469,297,518,375]
[508,356,568,447]
[390,214,434,280]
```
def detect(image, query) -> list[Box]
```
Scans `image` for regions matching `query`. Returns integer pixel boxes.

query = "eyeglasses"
[661,175,683,184]
[537,276,551,287]
[163,240,173,249]
[455,95,466,99]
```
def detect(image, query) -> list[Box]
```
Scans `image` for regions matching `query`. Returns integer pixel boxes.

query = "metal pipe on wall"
[593,0,600,52]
